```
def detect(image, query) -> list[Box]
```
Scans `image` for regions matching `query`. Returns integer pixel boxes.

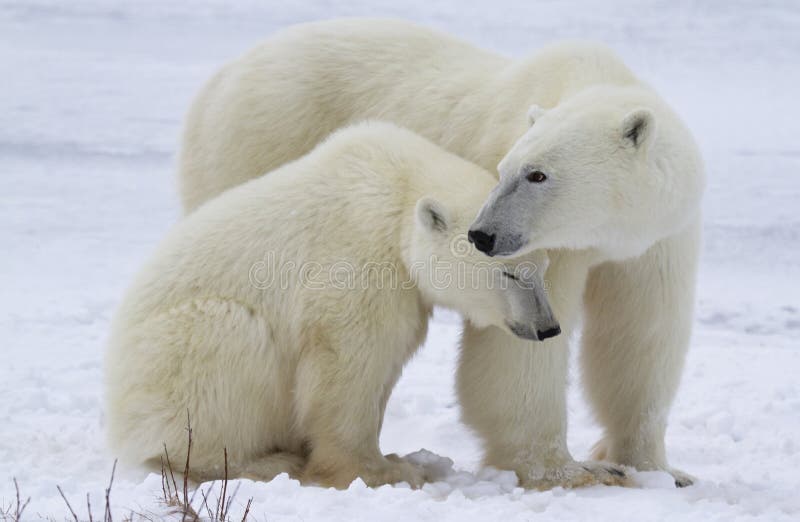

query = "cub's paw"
[521,460,632,490]
[303,456,425,489]
[360,455,426,489]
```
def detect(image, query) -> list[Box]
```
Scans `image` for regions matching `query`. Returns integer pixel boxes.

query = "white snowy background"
[1,1,798,520]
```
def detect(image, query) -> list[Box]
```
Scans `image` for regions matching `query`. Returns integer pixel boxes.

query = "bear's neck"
[545,248,603,332]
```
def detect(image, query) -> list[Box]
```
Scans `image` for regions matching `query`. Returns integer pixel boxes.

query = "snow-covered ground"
[1,1,798,520]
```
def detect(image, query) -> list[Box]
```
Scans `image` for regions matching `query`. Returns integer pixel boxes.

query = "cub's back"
[132,122,472,326]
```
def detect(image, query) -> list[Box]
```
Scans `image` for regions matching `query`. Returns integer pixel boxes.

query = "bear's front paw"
[520,460,632,490]
[590,438,695,488]
[667,467,695,488]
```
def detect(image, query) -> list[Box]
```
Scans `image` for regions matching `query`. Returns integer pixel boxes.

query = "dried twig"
[163,443,179,500]
[87,492,94,522]
[226,483,242,521]
[183,410,192,517]
[199,487,214,520]
[56,485,79,522]
[217,448,229,521]
[187,486,200,522]
[240,498,253,522]
[4,478,31,522]
[104,459,117,522]
[14,479,30,522]
[160,457,169,501]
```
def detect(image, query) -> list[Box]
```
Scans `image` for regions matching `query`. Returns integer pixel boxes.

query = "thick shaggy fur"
[176,19,704,488]
[106,122,555,489]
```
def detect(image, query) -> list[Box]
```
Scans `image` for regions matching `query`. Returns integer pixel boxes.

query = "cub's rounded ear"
[621,108,656,150]
[415,197,449,233]
[527,105,547,127]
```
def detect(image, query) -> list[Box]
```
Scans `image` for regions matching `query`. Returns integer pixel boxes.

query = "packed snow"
[1,1,799,520]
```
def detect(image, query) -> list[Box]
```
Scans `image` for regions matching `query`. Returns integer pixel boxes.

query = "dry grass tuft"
[5,413,253,521]
[0,478,31,522]
[159,412,253,522]
[57,460,117,522]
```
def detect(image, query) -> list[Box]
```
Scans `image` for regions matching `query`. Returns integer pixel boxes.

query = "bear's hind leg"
[238,451,306,482]
[108,297,288,482]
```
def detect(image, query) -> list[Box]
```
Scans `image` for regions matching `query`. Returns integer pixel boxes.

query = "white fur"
[473,85,703,261]
[176,19,705,488]
[106,122,555,489]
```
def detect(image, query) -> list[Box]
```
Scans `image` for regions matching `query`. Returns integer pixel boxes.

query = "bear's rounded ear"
[527,105,547,127]
[415,197,449,233]
[621,108,656,150]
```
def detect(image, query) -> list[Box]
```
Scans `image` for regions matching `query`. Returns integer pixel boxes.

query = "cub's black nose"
[537,326,561,341]
[468,229,496,254]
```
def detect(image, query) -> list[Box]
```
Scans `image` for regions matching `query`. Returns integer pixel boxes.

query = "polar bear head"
[468,86,705,260]
[410,197,560,341]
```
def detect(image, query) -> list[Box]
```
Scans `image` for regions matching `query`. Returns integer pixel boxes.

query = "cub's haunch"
[105,122,556,489]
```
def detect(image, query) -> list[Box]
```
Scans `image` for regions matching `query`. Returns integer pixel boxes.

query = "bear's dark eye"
[525,170,547,183]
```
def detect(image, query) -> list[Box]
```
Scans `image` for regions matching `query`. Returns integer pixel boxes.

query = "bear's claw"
[670,468,695,488]
[524,460,631,490]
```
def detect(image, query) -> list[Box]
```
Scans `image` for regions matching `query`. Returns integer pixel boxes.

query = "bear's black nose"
[468,229,495,254]
[537,326,561,341]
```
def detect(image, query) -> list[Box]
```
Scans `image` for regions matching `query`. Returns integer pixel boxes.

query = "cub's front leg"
[293,330,425,489]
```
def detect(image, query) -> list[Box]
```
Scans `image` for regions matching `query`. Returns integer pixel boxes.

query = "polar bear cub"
[105,122,558,489]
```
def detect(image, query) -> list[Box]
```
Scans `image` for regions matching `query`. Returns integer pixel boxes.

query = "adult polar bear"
[178,19,704,488]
